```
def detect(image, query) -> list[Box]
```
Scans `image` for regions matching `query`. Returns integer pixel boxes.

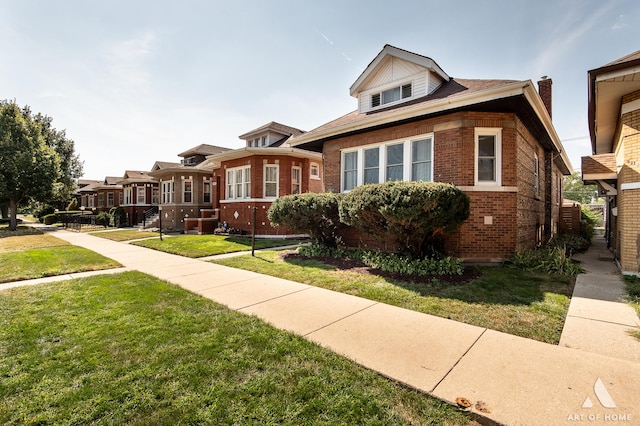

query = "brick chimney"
[537,76,552,120]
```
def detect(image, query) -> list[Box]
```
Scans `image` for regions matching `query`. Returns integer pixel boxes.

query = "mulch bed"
[281,252,481,285]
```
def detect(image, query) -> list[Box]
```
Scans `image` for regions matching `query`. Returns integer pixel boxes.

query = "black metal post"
[159,209,163,241]
[251,207,256,256]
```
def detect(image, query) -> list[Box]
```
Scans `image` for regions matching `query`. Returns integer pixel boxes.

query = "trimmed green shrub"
[109,206,126,227]
[96,211,111,228]
[268,192,345,247]
[298,244,464,276]
[339,181,470,258]
[42,213,58,225]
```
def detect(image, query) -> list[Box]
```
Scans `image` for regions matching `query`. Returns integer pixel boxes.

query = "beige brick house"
[290,45,573,262]
[582,49,640,275]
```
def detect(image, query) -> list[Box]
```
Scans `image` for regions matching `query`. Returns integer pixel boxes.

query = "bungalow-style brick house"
[198,121,324,236]
[290,45,573,262]
[148,144,231,232]
[582,49,640,275]
[78,176,123,212]
[116,170,159,227]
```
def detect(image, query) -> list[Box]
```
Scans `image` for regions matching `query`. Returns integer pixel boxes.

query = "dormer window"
[371,83,412,108]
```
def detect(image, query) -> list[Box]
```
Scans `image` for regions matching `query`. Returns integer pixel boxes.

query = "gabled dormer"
[239,121,305,148]
[351,45,450,114]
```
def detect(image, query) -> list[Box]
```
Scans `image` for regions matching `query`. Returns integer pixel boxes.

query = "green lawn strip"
[0,246,121,283]
[214,251,573,344]
[624,275,640,340]
[89,229,160,242]
[0,271,469,425]
[132,234,306,258]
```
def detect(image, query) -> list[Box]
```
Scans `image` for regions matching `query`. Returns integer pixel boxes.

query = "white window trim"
[226,166,251,200]
[161,180,174,204]
[137,186,146,205]
[124,187,133,205]
[369,80,414,110]
[264,164,279,198]
[474,127,502,186]
[182,179,193,204]
[340,133,434,192]
[310,162,320,180]
[292,166,302,194]
[203,180,212,204]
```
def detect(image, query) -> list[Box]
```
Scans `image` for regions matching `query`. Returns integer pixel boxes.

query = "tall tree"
[0,100,62,230]
[33,111,83,207]
[563,171,600,205]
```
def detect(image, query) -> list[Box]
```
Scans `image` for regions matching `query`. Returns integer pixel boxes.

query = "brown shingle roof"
[238,121,305,140]
[297,78,519,138]
[581,153,617,175]
[602,50,640,67]
[177,144,232,158]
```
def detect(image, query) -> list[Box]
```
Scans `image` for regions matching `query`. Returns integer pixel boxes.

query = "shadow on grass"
[282,253,574,307]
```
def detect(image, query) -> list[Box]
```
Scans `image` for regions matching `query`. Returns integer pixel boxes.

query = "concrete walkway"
[4,229,640,425]
[560,235,640,363]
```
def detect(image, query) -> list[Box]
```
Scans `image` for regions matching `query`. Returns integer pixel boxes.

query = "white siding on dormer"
[359,71,441,114]
[365,56,425,90]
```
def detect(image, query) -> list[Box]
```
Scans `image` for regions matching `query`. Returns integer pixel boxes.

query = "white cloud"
[105,32,157,88]
[612,14,626,30]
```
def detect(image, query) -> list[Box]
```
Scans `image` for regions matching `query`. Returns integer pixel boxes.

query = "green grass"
[89,229,161,242]
[624,274,640,340]
[132,234,306,258]
[0,272,470,425]
[0,231,121,283]
[214,251,574,344]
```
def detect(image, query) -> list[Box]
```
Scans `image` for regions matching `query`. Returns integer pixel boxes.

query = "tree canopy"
[0,100,82,230]
[563,171,601,205]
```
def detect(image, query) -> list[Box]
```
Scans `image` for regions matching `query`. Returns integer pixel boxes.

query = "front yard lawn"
[0,230,121,283]
[0,272,470,425]
[213,251,575,344]
[132,234,306,258]
[89,229,161,241]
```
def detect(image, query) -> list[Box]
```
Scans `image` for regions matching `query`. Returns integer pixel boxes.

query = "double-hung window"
[264,165,279,198]
[386,143,404,181]
[183,180,193,203]
[292,167,301,194]
[475,128,502,186]
[137,186,146,204]
[343,151,358,191]
[107,193,114,207]
[364,148,379,184]
[124,187,132,205]
[226,167,251,200]
[161,181,174,204]
[412,138,432,181]
[340,134,433,192]
[203,181,211,204]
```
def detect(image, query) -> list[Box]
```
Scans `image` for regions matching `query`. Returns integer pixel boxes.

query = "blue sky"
[2,0,639,179]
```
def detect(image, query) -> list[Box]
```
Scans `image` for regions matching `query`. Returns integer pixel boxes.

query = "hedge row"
[268,181,470,258]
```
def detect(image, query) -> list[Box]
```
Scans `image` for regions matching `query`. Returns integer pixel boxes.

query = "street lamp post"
[80,206,85,231]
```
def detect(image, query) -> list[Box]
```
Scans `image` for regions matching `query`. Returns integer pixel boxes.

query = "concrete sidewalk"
[560,235,640,363]
[6,229,640,425]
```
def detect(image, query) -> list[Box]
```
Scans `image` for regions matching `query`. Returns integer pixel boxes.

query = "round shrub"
[268,192,344,247]
[43,213,58,225]
[339,181,470,258]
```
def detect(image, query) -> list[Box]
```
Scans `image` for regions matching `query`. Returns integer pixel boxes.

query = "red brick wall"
[321,111,553,260]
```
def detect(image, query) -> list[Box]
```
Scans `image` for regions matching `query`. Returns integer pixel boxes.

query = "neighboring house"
[196,121,324,236]
[582,49,640,275]
[78,177,123,212]
[116,170,159,227]
[148,144,231,232]
[290,45,573,262]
